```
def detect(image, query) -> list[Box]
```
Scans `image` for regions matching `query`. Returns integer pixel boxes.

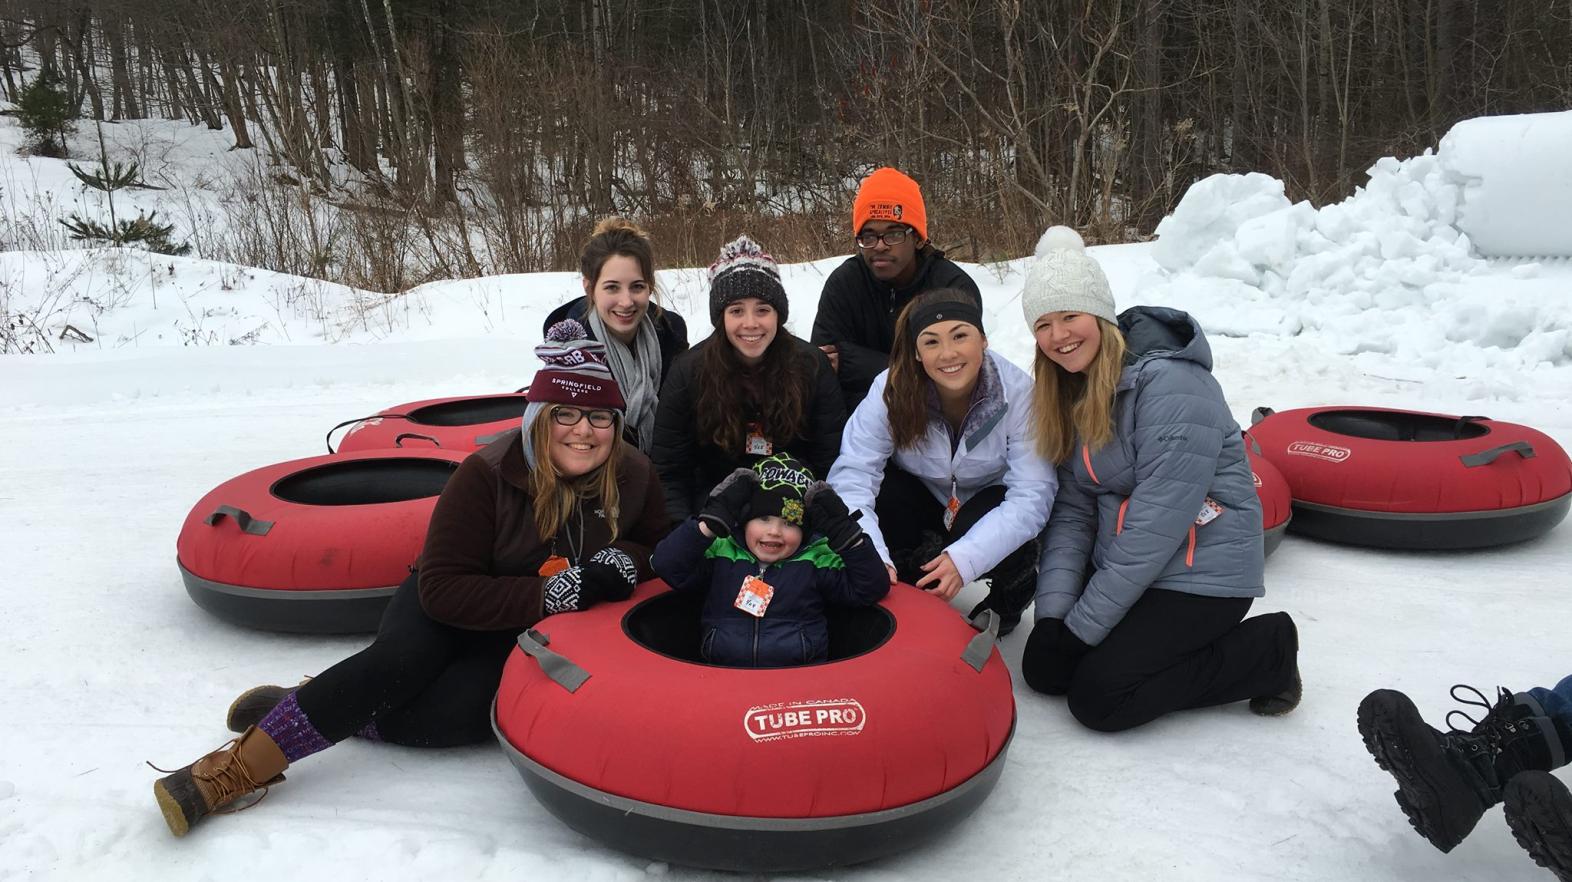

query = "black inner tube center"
[271,458,458,505]
[624,591,895,667]
[1307,410,1490,442]
[407,396,529,427]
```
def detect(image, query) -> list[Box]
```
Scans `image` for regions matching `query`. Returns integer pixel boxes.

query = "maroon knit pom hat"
[525,319,627,411]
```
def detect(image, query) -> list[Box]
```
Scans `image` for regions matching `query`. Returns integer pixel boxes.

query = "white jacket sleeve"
[826,370,897,569]
[943,380,1058,584]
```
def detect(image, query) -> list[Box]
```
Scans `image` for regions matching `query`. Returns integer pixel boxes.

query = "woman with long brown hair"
[651,235,844,521]
[826,289,1055,635]
[543,217,689,452]
[151,322,668,836]
[1021,226,1300,732]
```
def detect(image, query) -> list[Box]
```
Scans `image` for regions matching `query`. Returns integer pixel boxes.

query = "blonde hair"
[1031,318,1127,465]
[526,408,623,542]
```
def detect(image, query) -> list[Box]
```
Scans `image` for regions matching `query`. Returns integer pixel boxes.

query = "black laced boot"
[1357,685,1571,852]
[1504,771,1572,882]
[968,538,1039,637]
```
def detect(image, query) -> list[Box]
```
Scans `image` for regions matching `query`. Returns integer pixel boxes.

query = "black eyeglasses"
[855,227,913,249]
[552,406,617,429]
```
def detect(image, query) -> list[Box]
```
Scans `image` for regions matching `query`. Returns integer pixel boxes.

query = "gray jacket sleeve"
[1034,464,1095,620]
[1064,362,1226,645]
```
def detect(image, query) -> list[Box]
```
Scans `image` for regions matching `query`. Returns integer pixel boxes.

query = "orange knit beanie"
[852,167,927,241]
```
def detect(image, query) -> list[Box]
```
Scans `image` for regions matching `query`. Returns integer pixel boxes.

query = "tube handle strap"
[204,505,273,536]
[1250,406,1275,426]
[324,412,411,453]
[961,609,1000,673]
[394,432,440,448]
[474,432,507,446]
[517,629,591,692]
[1460,441,1535,468]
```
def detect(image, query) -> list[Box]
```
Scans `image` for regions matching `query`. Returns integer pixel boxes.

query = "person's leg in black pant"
[946,485,1038,634]
[1051,588,1296,732]
[285,571,483,743]
[874,466,946,584]
[372,630,517,748]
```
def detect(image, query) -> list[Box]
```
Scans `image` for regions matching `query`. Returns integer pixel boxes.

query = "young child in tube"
[652,453,889,668]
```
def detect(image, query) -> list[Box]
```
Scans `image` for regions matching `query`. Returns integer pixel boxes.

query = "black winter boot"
[1357,685,1570,853]
[969,538,1039,637]
[1504,771,1572,882]
[1250,615,1301,717]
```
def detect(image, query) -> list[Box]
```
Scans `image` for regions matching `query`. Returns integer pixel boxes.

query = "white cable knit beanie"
[1021,226,1117,327]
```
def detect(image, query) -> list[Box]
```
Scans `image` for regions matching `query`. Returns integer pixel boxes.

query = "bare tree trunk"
[212,59,254,149]
[105,11,141,119]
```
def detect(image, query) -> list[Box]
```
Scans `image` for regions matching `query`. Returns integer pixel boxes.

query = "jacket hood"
[1118,306,1212,383]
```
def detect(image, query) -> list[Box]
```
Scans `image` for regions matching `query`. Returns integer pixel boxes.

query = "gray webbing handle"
[474,432,507,446]
[204,505,273,536]
[961,609,1000,673]
[517,629,591,692]
[1250,406,1275,426]
[1460,441,1535,468]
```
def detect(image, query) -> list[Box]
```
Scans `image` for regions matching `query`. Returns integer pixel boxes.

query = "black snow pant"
[874,466,1039,619]
[1023,587,1296,733]
[294,571,516,748]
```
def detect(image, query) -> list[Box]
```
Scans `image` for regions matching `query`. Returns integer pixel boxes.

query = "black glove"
[581,547,637,604]
[542,548,637,614]
[804,481,864,553]
[699,468,758,538]
[1021,618,1092,696]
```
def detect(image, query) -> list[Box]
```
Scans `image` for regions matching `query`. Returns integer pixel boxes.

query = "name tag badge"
[538,554,571,577]
[745,423,773,456]
[942,495,962,531]
[734,574,775,618]
[1195,497,1225,527]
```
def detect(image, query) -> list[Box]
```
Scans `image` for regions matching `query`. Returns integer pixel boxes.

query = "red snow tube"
[176,448,466,633]
[493,581,1015,872]
[330,393,529,454]
[1245,432,1293,557]
[1249,406,1571,550]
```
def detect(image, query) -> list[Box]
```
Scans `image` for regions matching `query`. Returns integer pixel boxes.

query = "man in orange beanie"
[810,167,981,412]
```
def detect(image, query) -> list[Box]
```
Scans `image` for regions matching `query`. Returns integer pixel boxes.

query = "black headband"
[907,300,985,346]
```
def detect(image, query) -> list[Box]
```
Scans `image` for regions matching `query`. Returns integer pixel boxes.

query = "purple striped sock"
[257,691,334,762]
[356,720,382,742]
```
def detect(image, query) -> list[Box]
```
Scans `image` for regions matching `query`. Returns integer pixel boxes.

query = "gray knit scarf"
[588,309,661,451]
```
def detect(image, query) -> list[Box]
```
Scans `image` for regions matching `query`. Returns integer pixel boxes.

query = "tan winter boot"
[153,726,288,836]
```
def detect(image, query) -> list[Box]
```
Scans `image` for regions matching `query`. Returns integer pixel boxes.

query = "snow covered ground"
[3,112,1571,880]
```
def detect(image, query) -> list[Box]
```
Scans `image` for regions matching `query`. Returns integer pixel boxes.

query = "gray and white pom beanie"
[709,235,788,327]
[1021,226,1117,327]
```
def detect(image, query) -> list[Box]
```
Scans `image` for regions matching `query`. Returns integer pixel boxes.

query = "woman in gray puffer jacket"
[1019,226,1300,733]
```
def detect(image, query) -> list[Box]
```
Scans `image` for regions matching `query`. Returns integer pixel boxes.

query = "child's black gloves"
[699,468,757,538]
[804,481,864,553]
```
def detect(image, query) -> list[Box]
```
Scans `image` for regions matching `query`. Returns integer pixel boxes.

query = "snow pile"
[1141,111,1572,370]
[1443,111,1572,259]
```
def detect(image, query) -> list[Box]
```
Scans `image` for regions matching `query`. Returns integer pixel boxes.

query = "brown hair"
[579,216,665,317]
[885,290,983,450]
[1031,317,1127,465]
[694,329,808,452]
[526,406,623,542]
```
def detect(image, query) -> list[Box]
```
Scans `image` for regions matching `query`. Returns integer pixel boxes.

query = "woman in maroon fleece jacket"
[152,322,667,837]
